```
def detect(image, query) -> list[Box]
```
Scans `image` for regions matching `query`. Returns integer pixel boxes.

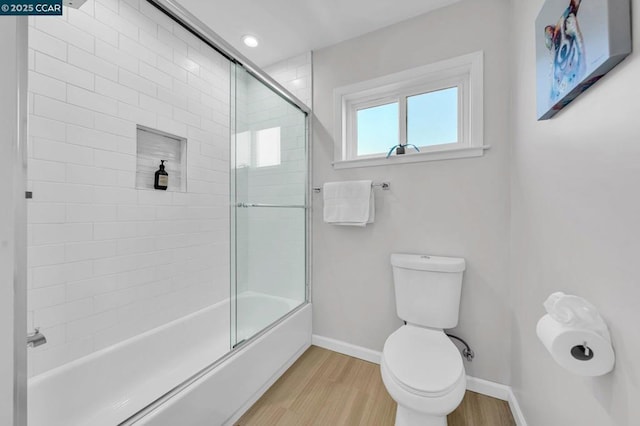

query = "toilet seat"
[382,325,464,398]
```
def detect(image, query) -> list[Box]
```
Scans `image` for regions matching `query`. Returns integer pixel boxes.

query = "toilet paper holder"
[571,342,594,361]
[537,292,615,377]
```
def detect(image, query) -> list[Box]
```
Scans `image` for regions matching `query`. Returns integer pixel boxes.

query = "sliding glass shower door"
[231,65,308,347]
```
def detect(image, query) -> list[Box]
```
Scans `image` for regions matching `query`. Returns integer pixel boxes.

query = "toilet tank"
[391,253,466,329]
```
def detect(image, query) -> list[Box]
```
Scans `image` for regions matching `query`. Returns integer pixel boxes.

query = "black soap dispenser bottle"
[154,160,168,190]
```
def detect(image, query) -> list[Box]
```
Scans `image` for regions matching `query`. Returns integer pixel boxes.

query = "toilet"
[381,253,467,426]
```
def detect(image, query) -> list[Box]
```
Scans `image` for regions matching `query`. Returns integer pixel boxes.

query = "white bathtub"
[236,292,303,342]
[28,292,311,426]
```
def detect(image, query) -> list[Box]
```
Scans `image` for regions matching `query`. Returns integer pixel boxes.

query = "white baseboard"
[465,376,527,425]
[311,334,527,426]
[465,376,510,400]
[312,334,382,364]
[506,388,528,426]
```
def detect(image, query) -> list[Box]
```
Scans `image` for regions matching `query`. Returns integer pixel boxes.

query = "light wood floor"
[236,346,515,426]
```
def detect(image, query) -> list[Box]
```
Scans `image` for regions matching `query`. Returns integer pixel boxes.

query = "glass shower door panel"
[235,207,305,343]
[232,65,307,346]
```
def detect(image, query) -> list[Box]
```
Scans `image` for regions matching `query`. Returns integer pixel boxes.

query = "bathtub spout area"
[27,328,47,348]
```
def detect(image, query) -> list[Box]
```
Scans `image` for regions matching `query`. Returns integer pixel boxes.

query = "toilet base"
[395,405,447,426]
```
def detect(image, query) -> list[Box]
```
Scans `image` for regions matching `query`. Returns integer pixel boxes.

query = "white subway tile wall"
[27,0,230,377]
[263,52,312,110]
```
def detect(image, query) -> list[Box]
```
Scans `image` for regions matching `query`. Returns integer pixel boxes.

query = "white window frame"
[333,51,486,169]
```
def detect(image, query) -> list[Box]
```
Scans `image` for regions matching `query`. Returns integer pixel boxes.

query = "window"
[334,51,485,169]
[356,102,399,156]
[407,87,458,147]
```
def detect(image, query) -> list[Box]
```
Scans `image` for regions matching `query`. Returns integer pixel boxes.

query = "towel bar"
[312,182,390,193]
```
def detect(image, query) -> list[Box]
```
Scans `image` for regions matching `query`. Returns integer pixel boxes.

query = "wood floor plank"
[448,391,516,426]
[235,346,515,426]
[261,346,331,410]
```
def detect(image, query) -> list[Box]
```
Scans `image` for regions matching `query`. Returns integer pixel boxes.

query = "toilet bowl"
[381,325,466,426]
[382,253,467,426]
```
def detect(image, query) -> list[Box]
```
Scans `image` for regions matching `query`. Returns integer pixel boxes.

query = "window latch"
[386,143,420,158]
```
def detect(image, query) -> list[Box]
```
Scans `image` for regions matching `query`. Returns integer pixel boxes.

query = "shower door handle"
[235,203,308,209]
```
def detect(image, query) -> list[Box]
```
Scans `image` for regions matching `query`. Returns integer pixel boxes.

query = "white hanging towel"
[323,180,375,226]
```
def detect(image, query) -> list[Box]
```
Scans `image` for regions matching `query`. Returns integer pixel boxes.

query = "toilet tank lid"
[391,254,466,272]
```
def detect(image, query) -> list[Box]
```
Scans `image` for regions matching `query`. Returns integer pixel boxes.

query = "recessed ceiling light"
[242,35,259,48]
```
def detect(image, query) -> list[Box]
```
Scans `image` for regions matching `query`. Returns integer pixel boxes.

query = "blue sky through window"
[356,87,458,156]
[356,102,398,156]
[407,87,458,146]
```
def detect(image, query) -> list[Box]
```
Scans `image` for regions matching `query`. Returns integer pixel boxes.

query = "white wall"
[26,0,230,376]
[1,16,28,426]
[312,0,512,384]
[509,0,640,424]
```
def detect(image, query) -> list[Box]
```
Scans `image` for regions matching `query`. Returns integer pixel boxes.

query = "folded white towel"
[323,180,374,226]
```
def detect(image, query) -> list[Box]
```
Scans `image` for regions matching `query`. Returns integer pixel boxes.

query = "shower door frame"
[230,62,312,350]
[4,15,29,426]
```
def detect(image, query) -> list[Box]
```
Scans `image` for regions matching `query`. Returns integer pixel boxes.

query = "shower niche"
[135,125,187,192]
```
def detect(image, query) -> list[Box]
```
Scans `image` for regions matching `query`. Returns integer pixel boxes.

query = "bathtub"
[28,292,311,426]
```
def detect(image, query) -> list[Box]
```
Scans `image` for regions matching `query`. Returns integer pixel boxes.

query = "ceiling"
[176,0,461,67]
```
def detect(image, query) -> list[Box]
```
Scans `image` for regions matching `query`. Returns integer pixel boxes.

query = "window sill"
[332,145,490,169]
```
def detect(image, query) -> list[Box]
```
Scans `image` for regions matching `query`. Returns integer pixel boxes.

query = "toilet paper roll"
[536,314,615,377]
